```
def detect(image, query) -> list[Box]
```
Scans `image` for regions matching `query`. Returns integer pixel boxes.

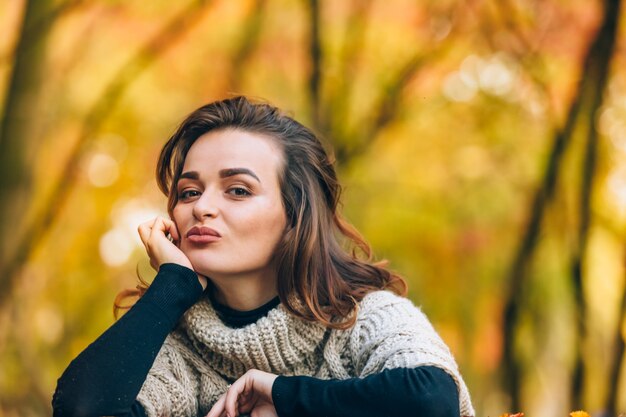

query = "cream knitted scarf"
[138,290,475,417]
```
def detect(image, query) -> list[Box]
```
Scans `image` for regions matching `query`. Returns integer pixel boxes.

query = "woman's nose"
[192,191,219,219]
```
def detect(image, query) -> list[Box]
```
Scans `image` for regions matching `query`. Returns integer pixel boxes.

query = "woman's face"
[172,129,287,281]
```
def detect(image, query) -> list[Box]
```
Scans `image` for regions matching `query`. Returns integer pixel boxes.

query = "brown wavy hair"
[116,96,406,328]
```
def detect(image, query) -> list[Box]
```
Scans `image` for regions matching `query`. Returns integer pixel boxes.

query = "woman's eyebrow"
[219,168,261,183]
[179,171,199,180]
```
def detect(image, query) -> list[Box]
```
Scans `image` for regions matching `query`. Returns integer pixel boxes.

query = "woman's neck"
[210,275,278,311]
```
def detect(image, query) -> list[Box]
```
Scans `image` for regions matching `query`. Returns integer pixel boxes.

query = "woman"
[53,96,474,417]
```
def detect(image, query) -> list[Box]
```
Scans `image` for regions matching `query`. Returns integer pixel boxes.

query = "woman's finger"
[168,219,181,242]
[150,217,182,244]
[149,217,167,239]
[137,220,153,246]
[224,379,246,417]
[205,393,226,417]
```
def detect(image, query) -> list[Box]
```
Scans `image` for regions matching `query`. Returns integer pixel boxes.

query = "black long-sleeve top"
[52,263,459,417]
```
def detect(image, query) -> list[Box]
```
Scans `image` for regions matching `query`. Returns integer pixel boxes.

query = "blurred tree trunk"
[605,254,626,415]
[0,0,54,296]
[501,77,579,415]
[501,0,621,410]
[569,0,620,410]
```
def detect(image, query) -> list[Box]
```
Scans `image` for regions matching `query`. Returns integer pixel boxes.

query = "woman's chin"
[190,265,217,278]
[186,256,219,274]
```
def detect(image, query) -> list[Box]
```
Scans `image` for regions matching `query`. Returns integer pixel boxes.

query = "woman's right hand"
[138,217,208,289]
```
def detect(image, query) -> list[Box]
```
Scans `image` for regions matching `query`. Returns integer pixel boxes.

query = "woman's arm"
[272,366,459,417]
[53,216,207,417]
[52,263,204,417]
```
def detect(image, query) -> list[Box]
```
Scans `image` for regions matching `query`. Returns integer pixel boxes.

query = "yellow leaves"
[498,412,591,417]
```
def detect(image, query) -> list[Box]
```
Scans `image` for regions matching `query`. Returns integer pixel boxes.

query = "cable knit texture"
[137,290,475,417]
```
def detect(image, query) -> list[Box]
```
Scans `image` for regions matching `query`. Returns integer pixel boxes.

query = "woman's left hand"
[206,369,278,417]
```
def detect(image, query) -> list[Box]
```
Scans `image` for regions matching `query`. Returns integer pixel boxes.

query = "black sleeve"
[52,263,204,417]
[272,366,460,417]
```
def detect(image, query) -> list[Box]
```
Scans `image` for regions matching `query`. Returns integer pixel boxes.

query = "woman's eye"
[179,189,200,200]
[227,187,251,197]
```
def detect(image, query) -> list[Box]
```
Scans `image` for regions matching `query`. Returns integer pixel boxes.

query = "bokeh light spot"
[87,153,120,187]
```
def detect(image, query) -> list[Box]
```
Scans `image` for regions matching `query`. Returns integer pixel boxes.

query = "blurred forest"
[0,0,625,416]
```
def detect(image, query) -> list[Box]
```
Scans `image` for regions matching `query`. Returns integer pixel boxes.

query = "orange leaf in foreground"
[499,413,524,417]
[570,412,591,417]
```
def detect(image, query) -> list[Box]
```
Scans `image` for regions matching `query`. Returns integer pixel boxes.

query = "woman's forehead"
[182,129,284,178]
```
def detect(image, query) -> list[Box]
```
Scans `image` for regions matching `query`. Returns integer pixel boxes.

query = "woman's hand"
[138,217,207,289]
[206,370,278,417]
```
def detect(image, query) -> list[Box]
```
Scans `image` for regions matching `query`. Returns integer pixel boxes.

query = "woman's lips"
[186,226,221,244]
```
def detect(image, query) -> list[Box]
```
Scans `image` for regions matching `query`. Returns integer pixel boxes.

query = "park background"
[0,0,625,416]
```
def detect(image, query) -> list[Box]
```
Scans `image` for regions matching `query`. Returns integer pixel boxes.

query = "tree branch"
[0,0,214,308]
[324,0,373,136]
[335,2,458,164]
[479,0,557,122]
[224,0,269,93]
[306,0,323,130]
